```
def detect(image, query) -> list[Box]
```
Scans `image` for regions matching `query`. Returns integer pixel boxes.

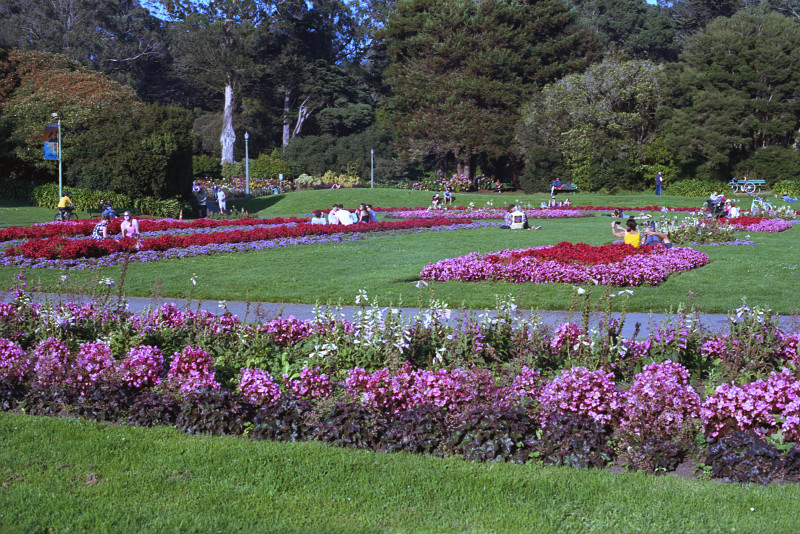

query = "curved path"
[3,292,798,337]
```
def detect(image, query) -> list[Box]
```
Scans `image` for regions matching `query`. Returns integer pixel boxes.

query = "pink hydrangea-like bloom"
[550,323,585,353]
[620,360,701,436]
[258,316,310,346]
[73,341,116,394]
[238,368,282,406]
[283,366,331,400]
[539,367,621,426]
[117,345,165,388]
[0,337,31,383]
[702,369,800,438]
[167,345,220,392]
[32,337,72,388]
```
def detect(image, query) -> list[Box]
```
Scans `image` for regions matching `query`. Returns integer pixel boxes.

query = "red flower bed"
[0,217,309,242]
[5,219,473,260]
[484,242,655,266]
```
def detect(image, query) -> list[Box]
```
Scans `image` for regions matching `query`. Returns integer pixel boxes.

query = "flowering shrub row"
[8,334,800,448]
[5,218,475,260]
[420,243,709,286]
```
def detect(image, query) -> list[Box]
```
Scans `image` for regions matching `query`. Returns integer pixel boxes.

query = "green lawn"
[2,413,799,534]
[1,190,798,314]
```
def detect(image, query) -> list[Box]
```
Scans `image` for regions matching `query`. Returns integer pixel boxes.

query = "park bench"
[728,177,765,194]
[552,183,578,195]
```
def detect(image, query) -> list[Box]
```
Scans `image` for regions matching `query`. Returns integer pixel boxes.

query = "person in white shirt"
[327,205,339,225]
[335,204,354,226]
[311,210,328,225]
[217,188,227,213]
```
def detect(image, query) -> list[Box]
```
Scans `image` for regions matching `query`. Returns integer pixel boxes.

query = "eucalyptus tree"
[158,0,284,164]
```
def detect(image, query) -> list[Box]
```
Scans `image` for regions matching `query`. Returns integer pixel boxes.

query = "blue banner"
[44,123,59,161]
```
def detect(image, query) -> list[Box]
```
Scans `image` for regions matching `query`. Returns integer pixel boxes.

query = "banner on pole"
[44,123,59,160]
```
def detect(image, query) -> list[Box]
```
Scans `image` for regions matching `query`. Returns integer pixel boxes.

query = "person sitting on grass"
[311,210,328,225]
[563,198,572,207]
[431,194,441,207]
[443,189,454,204]
[642,222,673,249]
[366,204,377,222]
[91,213,111,240]
[611,218,640,248]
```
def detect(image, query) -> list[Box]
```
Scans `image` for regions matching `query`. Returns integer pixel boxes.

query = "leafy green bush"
[221,161,244,180]
[193,155,221,180]
[320,170,362,187]
[774,180,800,197]
[294,173,321,190]
[735,147,800,186]
[249,149,293,181]
[31,183,186,218]
[664,179,725,197]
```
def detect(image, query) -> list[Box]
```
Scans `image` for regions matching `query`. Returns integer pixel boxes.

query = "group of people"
[192,182,227,217]
[541,196,572,208]
[431,190,454,207]
[91,210,140,246]
[500,205,542,230]
[311,204,378,226]
[610,218,672,248]
[97,199,118,218]
[707,191,739,218]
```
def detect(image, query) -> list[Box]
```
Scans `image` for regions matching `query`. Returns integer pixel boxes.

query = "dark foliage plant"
[0,380,25,411]
[447,406,539,463]
[250,399,316,442]
[536,413,614,469]
[316,402,390,452]
[623,436,687,474]
[385,405,449,456]
[705,431,783,485]
[74,380,136,422]
[176,388,253,436]
[21,385,76,417]
[127,390,180,427]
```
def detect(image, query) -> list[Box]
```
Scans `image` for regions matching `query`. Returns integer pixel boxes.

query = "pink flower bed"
[420,243,709,286]
[726,217,794,232]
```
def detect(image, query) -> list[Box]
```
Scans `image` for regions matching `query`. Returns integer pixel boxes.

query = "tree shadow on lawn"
[230,195,284,214]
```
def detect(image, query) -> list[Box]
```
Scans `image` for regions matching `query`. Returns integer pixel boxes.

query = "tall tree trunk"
[220,82,236,164]
[282,88,291,148]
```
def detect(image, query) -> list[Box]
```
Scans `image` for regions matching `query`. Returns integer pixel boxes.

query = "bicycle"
[750,195,773,215]
[728,177,757,194]
[54,208,78,222]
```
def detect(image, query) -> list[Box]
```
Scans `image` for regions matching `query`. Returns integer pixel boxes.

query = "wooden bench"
[728,178,765,194]
[552,184,578,195]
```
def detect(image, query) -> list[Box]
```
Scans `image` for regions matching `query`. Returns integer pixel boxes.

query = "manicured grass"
[1,190,798,314]
[1,413,799,533]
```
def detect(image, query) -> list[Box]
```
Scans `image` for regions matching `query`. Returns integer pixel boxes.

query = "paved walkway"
[4,292,798,337]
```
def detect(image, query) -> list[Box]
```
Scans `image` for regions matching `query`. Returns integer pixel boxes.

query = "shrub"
[385,405,449,455]
[21,385,75,416]
[773,180,800,198]
[32,337,72,388]
[294,173,321,190]
[0,380,26,411]
[705,431,783,484]
[193,155,221,180]
[127,390,180,427]
[317,402,390,451]
[539,367,621,426]
[237,368,283,406]
[283,366,332,401]
[447,406,539,463]
[167,345,220,393]
[536,413,614,468]
[74,380,136,422]
[0,337,31,383]
[73,341,116,395]
[664,179,725,197]
[250,398,315,442]
[177,388,252,436]
[117,345,165,389]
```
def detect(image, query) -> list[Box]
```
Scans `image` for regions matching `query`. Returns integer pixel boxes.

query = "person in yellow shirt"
[611,218,640,248]
[57,192,74,218]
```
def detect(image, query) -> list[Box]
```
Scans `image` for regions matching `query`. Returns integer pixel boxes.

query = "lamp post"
[52,112,62,198]
[244,131,250,198]
[370,149,374,189]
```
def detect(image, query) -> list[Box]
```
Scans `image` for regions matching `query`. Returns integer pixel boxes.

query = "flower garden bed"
[2,218,480,266]
[726,216,794,233]
[1,291,800,483]
[420,242,709,286]
[385,208,587,220]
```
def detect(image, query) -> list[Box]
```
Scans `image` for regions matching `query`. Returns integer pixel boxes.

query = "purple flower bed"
[420,244,709,286]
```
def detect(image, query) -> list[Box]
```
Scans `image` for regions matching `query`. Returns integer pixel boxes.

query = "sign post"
[44,114,62,197]
[370,149,374,189]
[244,131,250,198]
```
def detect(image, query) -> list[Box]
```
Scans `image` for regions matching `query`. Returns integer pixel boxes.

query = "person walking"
[196,187,208,218]
[655,171,663,196]
[217,188,227,214]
